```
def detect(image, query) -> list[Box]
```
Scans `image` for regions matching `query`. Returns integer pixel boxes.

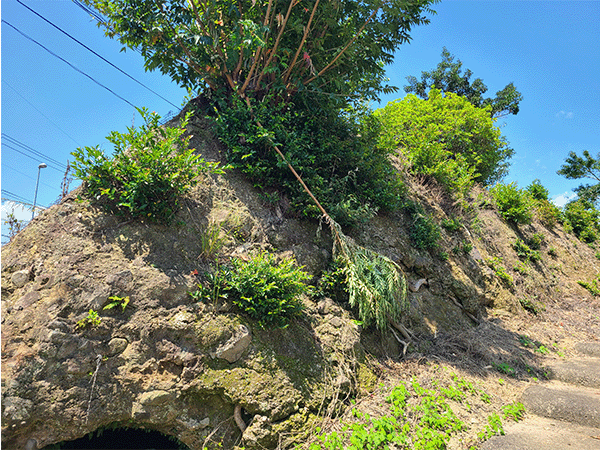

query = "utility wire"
[2,143,65,173]
[1,190,34,205]
[2,19,137,109]
[3,81,82,147]
[16,0,179,109]
[3,134,68,170]
[2,164,60,192]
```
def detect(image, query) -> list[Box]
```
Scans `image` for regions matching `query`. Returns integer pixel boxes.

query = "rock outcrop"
[3,111,599,449]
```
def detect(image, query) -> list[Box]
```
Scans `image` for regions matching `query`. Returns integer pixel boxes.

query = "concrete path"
[481,342,600,450]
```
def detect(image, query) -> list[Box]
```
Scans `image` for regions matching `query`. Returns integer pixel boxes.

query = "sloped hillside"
[1,106,599,450]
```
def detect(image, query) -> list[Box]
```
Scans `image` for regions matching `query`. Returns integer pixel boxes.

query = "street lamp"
[31,163,47,220]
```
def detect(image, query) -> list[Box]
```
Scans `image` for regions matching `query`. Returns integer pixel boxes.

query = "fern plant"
[327,218,408,331]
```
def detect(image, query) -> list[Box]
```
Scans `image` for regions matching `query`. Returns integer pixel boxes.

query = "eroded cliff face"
[0,163,375,449]
[2,111,599,450]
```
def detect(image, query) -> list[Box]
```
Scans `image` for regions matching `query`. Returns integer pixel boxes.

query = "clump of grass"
[578,276,600,297]
[487,257,513,286]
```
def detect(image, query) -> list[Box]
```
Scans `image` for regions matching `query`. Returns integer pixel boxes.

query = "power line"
[2,143,65,173]
[3,81,82,147]
[3,134,68,170]
[2,19,137,109]
[1,190,34,205]
[2,164,61,192]
[17,0,179,109]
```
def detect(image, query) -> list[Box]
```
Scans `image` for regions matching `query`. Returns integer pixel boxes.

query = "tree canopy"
[375,88,514,189]
[558,150,600,206]
[404,47,523,118]
[84,0,437,104]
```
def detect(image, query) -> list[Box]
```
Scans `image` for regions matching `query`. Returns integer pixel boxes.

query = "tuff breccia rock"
[0,182,364,450]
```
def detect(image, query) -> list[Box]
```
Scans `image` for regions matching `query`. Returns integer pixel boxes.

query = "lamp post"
[31,163,47,220]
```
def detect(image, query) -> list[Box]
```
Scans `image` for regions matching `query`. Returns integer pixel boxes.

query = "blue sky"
[2,0,599,243]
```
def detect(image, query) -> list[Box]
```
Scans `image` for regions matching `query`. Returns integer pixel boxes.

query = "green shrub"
[526,179,550,201]
[192,253,310,328]
[375,88,514,192]
[211,95,402,227]
[442,217,462,232]
[527,233,545,250]
[487,257,513,285]
[491,182,534,224]
[403,200,441,250]
[534,199,562,229]
[514,239,541,262]
[72,107,222,224]
[578,275,600,297]
[563,200,600,243]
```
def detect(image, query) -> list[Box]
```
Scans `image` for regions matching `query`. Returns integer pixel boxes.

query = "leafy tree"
[526,179,550,201]
[85,0,437,104]
[404,47,523,118]
[557,150,600,206]
[376,88,514,188]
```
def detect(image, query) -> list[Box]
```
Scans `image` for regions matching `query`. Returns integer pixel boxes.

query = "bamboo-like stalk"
[255,0,297,88]
[282,0,321,84]
[304,6,379,85]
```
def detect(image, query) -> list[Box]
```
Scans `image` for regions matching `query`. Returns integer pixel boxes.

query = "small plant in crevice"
[103,295,130,312]
[513,239,541,262]
[486,257,513,286]
[547,247,558,257]
[198,221,227,262]
[518,296,544,315]
[76,310,102,329]
[526,232,545,250]
[513,261,529,276]
[578,275,600,297]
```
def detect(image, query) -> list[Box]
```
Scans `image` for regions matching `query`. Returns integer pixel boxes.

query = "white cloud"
[552,191,577,208]
[1,201,32,223]
[555,110,574,119]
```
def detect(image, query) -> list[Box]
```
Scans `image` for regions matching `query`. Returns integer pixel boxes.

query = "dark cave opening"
[42,427,190,450]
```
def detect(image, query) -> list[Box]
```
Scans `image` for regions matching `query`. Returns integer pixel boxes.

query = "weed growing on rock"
[513,239,541,262]
[441,217,462,233]
[402,199,441,250]
[192,253,310,328]
[578,275,600,296]
[486,257,513,286]
[103,295,130,312]
[477,412,504,441]
[76,310,101,329]
[502,402,526,422]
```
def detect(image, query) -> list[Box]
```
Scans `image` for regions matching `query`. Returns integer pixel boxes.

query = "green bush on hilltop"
[72,107,223,224]
[526,179,562,228]
[375,88,514,194]
[563,199,600,243]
